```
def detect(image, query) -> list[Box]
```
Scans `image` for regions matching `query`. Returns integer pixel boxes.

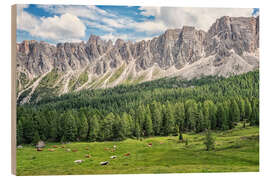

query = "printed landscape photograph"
[13,4,259,175]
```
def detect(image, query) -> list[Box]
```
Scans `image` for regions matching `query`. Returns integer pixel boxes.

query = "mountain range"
[16,16,259,104]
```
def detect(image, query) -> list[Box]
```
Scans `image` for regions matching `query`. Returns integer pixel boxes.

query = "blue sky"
[17,5,259,44]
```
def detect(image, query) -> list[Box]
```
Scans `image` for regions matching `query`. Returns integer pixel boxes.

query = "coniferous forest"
[16,71,259,145]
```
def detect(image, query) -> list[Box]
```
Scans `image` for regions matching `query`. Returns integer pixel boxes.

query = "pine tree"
[49,117,58,141]
[144,106,153,136]
[88,114,99,142]
[122,112,132,137]
[204,130,215,151]
[150,101,162,136]
[238,97,245,121]
[179,131,183,141]
[61,111,77,142]
[244,98,252,122]
[135,121,140,140]
[23,116,35,144]
[17,119,24,145]
[217,103,228,130]
[231,100,240,128]
[100,112,114,140]
[32,131,40,145]
[162,102,175,136]
[77,112,88,140]
[185,99,197,131]
[112,114,125,140]
[175,102,185,133]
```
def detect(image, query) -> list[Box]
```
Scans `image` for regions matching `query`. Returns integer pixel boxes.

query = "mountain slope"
[16,16,259,104]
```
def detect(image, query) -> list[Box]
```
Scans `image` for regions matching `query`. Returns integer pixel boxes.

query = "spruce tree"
[175,102,185,133]
[77,112,88,140]
[17,119,24,145]
[231,100,240,128]
[244,98,252,122]
[204,130,215,151]
[144,106,153,136]
[150,101,162,136]
[61,111,77,142]
[32,131,40,145]
[88,114,99,142]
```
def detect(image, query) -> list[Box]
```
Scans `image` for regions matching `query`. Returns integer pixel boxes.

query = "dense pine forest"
[16,71,259,145]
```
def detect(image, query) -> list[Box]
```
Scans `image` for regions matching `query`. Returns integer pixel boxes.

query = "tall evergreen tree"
[150,101,162,136]
[17,119,24,145]
[175,102,185,133]
[77,112,88,140]
[144,106,153,136]
[61,111,77,142]
[231,100,240,128]
[88,114,99,142]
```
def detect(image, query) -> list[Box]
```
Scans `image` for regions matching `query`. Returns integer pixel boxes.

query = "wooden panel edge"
[11,4,17,176]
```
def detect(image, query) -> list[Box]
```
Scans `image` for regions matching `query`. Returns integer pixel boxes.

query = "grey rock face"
[16,16,259,103]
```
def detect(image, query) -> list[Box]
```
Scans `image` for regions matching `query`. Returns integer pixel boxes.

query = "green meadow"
[16,124,259,175]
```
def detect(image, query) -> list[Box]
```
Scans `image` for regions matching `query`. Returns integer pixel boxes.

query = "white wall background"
[1,0,269,179]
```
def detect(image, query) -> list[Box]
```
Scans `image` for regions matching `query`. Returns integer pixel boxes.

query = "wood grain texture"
[11,4,17,175]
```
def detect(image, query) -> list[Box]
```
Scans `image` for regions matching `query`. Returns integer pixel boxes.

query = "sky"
[16,5,259,44]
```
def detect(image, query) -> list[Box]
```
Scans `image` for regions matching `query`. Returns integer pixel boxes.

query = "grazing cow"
[110,155,117,159]
[100,161,109,165]
[85,147,89,150]
[85,154,91,158]
[52,145,58,148]
[61,145,65,148]
[72,149,78,152]
[36,147,43,151]
[74,160,84,164]
[36,141,46,148]
[104,147,109,151]
[17,145,23,149]
[48,149,55,152]
[124,152,130,156]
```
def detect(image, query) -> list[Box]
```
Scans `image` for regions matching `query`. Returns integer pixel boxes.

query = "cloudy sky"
[17,5,259,44]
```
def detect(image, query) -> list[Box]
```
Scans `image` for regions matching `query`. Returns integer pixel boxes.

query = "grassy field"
[16,125,259,175]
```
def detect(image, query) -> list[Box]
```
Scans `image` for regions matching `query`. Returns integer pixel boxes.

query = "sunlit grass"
[16,125,259,175]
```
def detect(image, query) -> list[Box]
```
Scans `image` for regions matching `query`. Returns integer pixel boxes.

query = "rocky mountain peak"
[16,16,259,104]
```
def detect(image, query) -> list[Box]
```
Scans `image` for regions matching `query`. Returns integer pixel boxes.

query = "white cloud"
[85,21,115,32]
[100,33,129,42]
[17,5,40,32]
[38,5,115,21]
[17,5,86,42]
[100,33,157,43]
[31,13,86,42]
[139,7,253,31]
[131,20,167,34]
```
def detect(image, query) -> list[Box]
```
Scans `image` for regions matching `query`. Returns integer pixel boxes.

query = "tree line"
[16,71,259,145]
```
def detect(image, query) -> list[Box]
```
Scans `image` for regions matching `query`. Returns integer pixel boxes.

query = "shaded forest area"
[16,71,259,144]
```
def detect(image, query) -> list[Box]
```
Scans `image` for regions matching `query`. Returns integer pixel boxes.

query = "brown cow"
[48,149,55,152]
[85,154,91,158]
[52,145,58,148]
[72,149,78,152]
[124,152,130,156]
[36,147,43,151]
